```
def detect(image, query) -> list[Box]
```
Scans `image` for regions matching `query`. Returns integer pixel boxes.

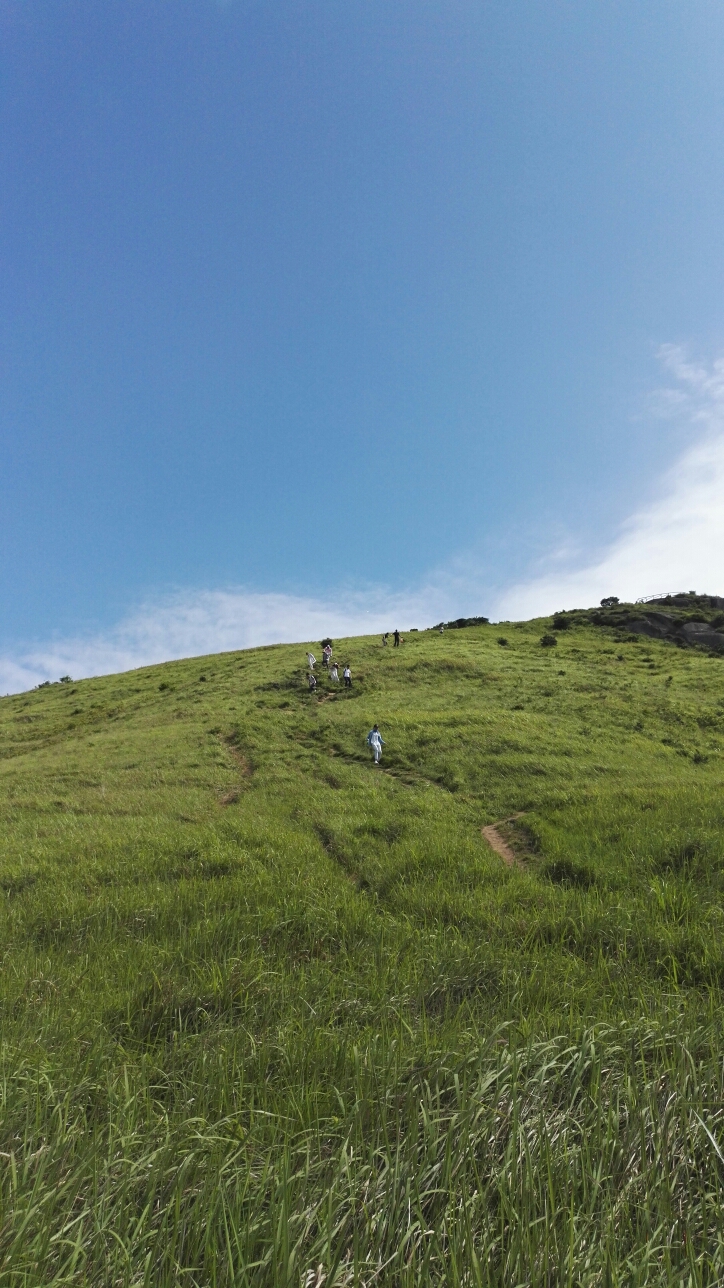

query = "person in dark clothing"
[393,629,400,647]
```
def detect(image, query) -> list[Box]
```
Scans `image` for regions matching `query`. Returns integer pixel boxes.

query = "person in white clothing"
[343,665,351,687]
[366,724,385,764]
[329,664,339,681]
[307,652,316,669]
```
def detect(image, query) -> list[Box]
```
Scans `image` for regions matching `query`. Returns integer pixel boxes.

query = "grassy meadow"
[1,614,724,1285]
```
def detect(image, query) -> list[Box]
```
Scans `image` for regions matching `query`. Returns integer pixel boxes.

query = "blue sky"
[2,1,724,686]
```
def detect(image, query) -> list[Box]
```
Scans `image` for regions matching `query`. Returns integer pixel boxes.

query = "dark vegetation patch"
[423,960,502,1016]
[431,615,489,630]
[355,819,406,844]
[543,857,596,889]
[0,873,39,897]
[255,676,300,693]
[110,975,246,1044]
[314,823,360,883]
[652,838,714,878]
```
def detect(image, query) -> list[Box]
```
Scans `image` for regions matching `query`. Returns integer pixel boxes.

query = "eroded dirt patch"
[482,812,527,868]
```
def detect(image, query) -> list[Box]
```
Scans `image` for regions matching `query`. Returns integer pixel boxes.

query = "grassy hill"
[1,615,724,1285]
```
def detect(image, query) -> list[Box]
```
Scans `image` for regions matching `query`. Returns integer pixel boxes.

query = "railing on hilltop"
[635,592,687,604]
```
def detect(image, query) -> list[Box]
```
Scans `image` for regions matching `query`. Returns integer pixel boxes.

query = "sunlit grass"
[1,617,724,1283]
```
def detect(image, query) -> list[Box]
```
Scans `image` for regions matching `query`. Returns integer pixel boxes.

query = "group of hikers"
[305,639,387,765]
[306,645,351,690]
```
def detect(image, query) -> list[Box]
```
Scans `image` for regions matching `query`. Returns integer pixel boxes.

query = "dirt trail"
[218,734,253,805]
[482,813,526,868]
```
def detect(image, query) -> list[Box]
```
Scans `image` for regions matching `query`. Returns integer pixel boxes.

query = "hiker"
[439,625,444,635]
[329,663,339,681]
[307,651,316,669]
[308,672,317,692]
[322,644,332,668]
[366,724,385,764]
[343,665,352,687]
[382,633,388,646]
[394,629,400,647]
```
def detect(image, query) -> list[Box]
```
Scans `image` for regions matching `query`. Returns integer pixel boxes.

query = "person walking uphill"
[366,724,385,764]
[393,629,400,647]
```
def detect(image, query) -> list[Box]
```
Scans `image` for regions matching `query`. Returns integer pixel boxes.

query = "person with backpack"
[308,672,317,692]
[366,724,385,764]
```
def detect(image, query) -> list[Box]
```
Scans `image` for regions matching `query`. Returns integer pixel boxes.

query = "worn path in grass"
[482,812,526,867]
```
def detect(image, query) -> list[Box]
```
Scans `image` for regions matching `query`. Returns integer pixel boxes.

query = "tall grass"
[3,1020,724,1283]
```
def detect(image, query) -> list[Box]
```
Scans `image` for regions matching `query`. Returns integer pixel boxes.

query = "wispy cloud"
[3,347,723,694]
[492,346,724,620]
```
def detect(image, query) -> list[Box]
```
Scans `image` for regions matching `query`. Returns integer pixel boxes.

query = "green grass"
[1,617,724,1284]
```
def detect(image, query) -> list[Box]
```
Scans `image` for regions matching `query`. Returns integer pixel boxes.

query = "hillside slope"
[1,617,724,1284]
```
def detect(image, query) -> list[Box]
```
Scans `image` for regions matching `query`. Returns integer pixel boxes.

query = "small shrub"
[551,616,570,631]
[497,637,508,646]
[59,675,72,683]
[159,682,170,691]
[540,634,557,648]
[600,596,619,606]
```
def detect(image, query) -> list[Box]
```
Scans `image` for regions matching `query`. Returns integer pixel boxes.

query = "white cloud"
[3,347,723,694]
[492,347,724,620]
